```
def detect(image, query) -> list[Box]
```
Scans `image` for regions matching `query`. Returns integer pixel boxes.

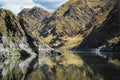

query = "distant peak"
[22,8,30,11]
[32,6,44,9]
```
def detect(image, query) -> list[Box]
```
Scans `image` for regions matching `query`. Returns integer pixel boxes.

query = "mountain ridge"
[18,6,50,32]
[38,0,120,50]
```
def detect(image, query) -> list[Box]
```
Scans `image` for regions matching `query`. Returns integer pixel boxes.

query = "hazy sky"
[0,0,68,15]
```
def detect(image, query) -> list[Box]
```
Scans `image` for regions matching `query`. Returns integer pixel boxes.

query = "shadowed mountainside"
[37,0,120,50]
[74,0,120,51]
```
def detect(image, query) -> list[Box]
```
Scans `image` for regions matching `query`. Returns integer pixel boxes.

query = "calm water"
[0,51,120,80]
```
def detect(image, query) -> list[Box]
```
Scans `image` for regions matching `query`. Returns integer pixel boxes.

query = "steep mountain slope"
[39,0,120,50]
[18,6,54,54]
[75,2,120,50]
[0,8,54,58]
[0,8,36,57]
[18,6,50,32]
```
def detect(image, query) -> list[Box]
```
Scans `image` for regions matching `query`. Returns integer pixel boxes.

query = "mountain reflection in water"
[0,51,120,80]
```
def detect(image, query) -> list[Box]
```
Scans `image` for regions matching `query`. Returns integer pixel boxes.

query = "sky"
[0,0,68,15]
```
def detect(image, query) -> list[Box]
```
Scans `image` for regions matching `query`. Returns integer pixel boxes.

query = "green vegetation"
[8,36,18,42]
[0,26,6,34]
[19,17,29,27]
[108,59,120,69]
[3,42,13,51]
[27,70,46,80]
[3,42,9,48]
[108,36,120,45]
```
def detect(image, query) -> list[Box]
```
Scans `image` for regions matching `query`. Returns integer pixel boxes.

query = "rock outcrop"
[0,8,37,58]
[0,8,57,58]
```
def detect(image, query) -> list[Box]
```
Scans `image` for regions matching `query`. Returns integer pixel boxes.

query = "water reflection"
[0,51,120,80]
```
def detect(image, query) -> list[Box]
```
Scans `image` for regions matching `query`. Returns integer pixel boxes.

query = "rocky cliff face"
[18,6,54,54]
[0,8,55,58]
[0,8,37,57]
[0,9,35,57]
[38,0,120,50]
